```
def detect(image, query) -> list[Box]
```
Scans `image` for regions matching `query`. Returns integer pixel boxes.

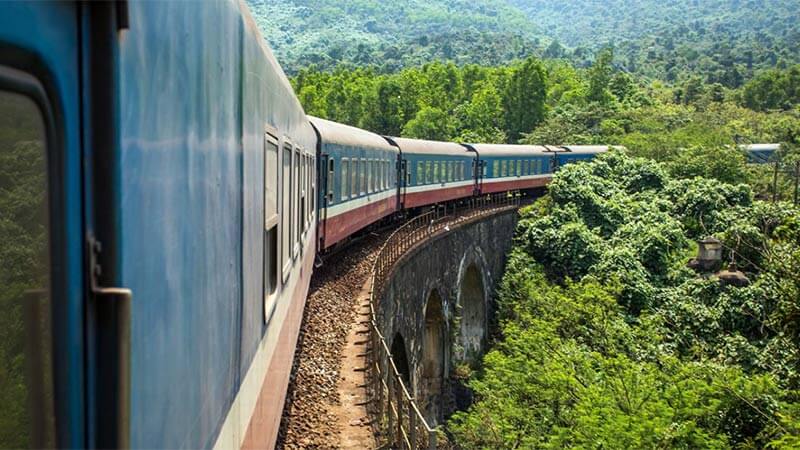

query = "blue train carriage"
[387,137,477,208]
[740,143,781,164]
[550,145,611,168]
[0,1,317,449]
[467,144,554,194]
[310,116,399,251]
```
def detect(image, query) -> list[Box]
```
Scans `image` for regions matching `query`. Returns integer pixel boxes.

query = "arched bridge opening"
[457,263,486,366]
[422,290,446,425]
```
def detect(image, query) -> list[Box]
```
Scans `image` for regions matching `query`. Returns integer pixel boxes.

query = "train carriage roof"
[386,137,473,156]
[559,145,613,154]
[467,143,551,156]
[309,116,398,152]
[740,143,780,151]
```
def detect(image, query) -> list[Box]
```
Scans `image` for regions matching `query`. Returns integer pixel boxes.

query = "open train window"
[0,77,57,448]
[341,158,349,201]
[263,132,279,307]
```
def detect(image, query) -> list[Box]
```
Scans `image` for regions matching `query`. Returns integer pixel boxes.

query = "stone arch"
[457,263,486,364]
[391,333,411,386]
[454,247,491,364]
[422,289,446,424]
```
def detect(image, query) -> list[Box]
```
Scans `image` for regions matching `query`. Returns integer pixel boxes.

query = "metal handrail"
[365,193,521,449]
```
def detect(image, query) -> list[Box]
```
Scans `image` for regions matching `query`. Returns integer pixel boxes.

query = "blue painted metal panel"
[404,154,474,186]
[322,144,397,205]
[483,155,552,178]
[239,10,316,381]
[0,3,85,446]
[118,2,244,448]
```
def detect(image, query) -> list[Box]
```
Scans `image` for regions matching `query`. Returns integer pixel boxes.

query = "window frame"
[341,157,349,201]
[263,129,280,313]
[0,65,63,448]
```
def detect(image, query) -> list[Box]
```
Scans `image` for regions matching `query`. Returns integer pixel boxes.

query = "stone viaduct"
[375,209,519,426]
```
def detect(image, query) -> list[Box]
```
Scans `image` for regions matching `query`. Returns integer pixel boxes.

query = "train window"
[311,156,317,214]
[516,160,521,176]
[492,160,499,178]
[282,144,293,276]
[384,160,388,190]
[264,133,279,301]
[372,159,378,193]
[307,155,312,225]
[0,89,56,449]
[296,149,302,247]
[360,158,366,195]
[326,157,334,204]
[303,155,308,226]
[341,158,349,201]
[373,159,378,192]
[351,159,358,198]
[424,161,431,184]
[416,161,423,186]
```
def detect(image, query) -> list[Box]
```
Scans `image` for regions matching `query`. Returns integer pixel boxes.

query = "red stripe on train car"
[480,176,551,194]
[403,184,474,209]
[321,195,396,249]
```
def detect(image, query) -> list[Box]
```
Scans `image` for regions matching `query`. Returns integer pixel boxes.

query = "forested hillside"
[246,0,800,84]
[246,0,541,73]
[510,0,800,83]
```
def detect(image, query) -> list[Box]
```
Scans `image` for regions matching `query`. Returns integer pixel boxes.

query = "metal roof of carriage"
[559,145,613,154]
[466,143,551,156]
[740,143,780,151]
[308,116,398,152]
[385,137,474,156]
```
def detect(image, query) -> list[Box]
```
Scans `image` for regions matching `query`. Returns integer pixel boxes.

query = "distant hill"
[245,0,543,73]
[246,0,800,85]
[508,0,800,84]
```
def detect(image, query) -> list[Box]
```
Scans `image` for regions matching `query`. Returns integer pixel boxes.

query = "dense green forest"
[448,152,800,448]
[291,52,800,193]
[247,0,800,84]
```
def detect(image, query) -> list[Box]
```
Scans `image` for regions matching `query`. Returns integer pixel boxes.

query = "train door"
[473,159,485,195]
[318,153,331,250]
[398,158,407,209]
[0,2,87,447]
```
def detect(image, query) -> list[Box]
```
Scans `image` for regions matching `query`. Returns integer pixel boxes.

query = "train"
[0,1,610,449]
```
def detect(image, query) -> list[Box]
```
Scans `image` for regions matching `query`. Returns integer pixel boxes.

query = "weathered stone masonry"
[376,210,518,425]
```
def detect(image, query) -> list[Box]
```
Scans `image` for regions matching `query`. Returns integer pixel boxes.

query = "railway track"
[276,231,388,449]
